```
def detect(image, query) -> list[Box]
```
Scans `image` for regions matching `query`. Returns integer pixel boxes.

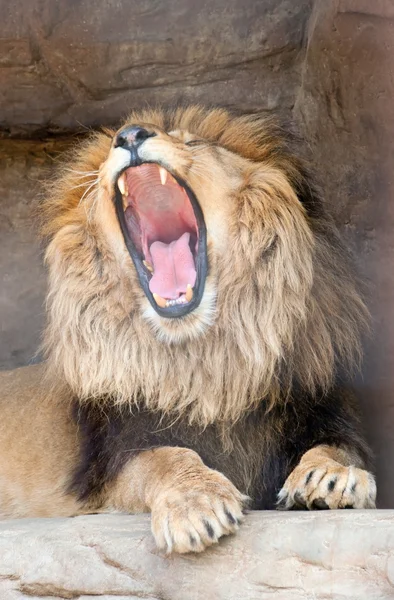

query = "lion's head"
[40,106,368,425]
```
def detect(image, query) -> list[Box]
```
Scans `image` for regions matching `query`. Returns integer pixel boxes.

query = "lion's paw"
[277,460,376,510]
[151,469,248,554]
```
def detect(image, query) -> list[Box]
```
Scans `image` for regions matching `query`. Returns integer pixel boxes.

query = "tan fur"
[278,445,376,510]
[39,106,368,427]
[0,365,81,518]
[104,447,246,554]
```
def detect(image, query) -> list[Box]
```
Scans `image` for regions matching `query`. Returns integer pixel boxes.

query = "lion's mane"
[39,106,368,427]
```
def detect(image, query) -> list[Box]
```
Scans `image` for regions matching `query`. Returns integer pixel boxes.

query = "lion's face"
[42,107,367,423]
[96,118,247,341]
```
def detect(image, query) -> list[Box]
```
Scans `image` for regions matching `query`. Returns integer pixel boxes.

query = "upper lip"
[113,151,208,319]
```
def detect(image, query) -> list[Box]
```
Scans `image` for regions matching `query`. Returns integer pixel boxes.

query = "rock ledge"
[1,510,394,599]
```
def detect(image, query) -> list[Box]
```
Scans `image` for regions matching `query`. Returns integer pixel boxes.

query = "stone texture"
[0,0,312,137]
[0,140,72,369]
[1,511,394,599]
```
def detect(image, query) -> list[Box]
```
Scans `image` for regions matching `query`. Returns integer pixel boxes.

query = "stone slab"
[1,511,394,599]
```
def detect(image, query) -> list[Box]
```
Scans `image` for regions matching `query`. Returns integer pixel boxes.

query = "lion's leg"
[0,366,83,519]
[277,444,376,510]
[101,446,247,554]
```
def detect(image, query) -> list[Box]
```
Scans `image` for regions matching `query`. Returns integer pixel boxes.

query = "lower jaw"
[151,285,194,309]
[117,232,207,319]
[141,283,217,342]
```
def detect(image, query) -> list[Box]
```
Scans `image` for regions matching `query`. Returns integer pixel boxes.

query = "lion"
[0,106,376,554]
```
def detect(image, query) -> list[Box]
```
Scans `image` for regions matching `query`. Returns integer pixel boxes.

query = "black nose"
[114,125,156,149]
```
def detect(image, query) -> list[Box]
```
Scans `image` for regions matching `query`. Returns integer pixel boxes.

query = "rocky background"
[1,0,394,509]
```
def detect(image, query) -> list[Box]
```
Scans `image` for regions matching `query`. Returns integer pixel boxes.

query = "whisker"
[65,168,100,177]
[78,178,101,206]
[84,188,100,222]
[87,189,101,222]
[69,179,100,191]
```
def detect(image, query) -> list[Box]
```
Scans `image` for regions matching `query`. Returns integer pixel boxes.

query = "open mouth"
[114,163,207,318]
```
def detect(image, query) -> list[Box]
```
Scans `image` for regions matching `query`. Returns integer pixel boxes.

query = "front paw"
[151,469,248,554]
[277,460,376,510]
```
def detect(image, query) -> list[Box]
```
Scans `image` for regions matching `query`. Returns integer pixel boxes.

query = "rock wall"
[295,0,394,509]
[0,140,71,369]
[0,0,311,137]
[1,0,394,508]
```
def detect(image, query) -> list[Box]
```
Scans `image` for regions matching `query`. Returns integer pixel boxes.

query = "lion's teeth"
[153,293,167,308]
[143,260,154,273]
[166,297,185,307]
[117,173,127,196]
[159,166,168,186]
[153,289,192,308]
[185,284,193,302]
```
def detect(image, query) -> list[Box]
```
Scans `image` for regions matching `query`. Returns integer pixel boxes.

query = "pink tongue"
[149,232,197,299]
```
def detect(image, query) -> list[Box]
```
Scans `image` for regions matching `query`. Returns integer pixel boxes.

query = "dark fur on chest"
[70,387,372,510]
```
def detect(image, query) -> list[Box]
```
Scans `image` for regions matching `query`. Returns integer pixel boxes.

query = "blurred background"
[1,0,393,506]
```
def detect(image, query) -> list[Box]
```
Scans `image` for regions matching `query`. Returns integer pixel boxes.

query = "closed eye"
[185,139,206,146]
[185,139,218,147]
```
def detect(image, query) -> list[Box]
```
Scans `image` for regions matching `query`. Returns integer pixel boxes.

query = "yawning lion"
[0,106,376,553]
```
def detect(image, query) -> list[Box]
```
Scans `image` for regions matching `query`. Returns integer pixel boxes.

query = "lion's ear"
[235,165,315,275]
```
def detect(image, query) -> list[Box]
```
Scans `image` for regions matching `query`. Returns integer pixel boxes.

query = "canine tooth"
[185,284,193,302]
[153,293,168,308]
[117,173,127,195]
[159,166,168,185]
[143,260,154,273]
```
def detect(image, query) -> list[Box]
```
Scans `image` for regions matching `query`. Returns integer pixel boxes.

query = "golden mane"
[39,106,369,427]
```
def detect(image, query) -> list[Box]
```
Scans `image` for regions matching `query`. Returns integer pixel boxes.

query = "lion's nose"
[114,126,156,149]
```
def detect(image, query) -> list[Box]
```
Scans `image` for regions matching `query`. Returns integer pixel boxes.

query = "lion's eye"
[185,139,206,147]
[185,139,219,149]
